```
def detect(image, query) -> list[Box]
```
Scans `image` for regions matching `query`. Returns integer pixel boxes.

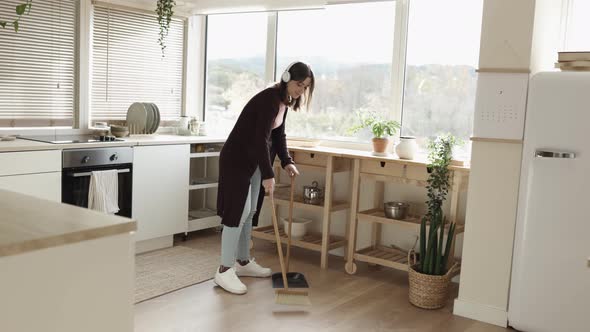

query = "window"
[276,2,396,141]
[0,0,77,128]
[563,0,590,50]
[91,5,184,123]
[402,0,483,157]
[205,12,268,136]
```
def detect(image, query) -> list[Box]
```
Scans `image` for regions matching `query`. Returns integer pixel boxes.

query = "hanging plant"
[156,0,176,57]
[0,0,32,32]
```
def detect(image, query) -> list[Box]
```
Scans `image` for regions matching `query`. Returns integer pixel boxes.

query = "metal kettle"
[303,181,324,205]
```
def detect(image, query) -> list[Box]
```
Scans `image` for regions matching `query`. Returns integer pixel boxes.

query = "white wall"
[454,0,566,327]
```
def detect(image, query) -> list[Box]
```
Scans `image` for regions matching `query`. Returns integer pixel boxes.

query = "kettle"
[303,181,324,205]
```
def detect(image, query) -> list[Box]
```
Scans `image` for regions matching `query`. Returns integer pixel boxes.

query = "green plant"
[156,0,176,57]
[0,0,32,32]
[348,111,400,139]
[418,134,460,275]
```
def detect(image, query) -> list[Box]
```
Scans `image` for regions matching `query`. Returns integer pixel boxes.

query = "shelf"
[357,208,465,233]
[252,225,346,252]
[189,178,218,190]
[190,152,220,158]
[273,161,349,173]
[360,173,428,187]
[354,245,411,271]
[269,189,349,212]
[187,208,220,232]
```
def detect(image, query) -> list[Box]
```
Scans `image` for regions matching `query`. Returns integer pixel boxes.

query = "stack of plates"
[126,102,161,135]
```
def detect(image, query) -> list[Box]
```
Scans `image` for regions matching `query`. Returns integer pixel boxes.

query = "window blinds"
[0,0,77,127]
[91,3,185,121]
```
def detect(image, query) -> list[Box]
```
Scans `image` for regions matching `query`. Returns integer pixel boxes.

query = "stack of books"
[555,52,590,71]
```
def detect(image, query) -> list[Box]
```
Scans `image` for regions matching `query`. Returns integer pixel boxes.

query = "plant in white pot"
[407,134,459,309]
[348,111,400,155]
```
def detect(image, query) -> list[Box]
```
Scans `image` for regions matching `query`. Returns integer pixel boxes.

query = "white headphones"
[281,62,298,83]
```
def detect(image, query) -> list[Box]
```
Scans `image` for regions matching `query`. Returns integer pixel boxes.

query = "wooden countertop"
[0,190,137,258]
[286,145,470,172]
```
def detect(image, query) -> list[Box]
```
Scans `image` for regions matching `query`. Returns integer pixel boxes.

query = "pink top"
[273,103,286,129]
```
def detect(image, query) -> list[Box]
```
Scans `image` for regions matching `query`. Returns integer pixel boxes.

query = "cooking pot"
[303,181,324,205]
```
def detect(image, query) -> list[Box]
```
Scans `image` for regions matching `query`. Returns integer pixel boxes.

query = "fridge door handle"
[534,150,576,159]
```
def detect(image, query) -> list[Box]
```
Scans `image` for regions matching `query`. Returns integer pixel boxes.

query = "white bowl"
[280,217,312,239]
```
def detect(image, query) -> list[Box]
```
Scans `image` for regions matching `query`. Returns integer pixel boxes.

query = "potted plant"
[1,0,32,32]
[156,0,176,57]
[348,111,401,155]
[407,134,460,309]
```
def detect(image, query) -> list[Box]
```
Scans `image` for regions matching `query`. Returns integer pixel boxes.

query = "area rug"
[135,245,219,303]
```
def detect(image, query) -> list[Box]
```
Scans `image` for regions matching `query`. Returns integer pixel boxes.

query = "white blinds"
[91,4,185,121]
[0,0,77,127]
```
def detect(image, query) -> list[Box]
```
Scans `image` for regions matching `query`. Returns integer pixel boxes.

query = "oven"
[62,147,133,218]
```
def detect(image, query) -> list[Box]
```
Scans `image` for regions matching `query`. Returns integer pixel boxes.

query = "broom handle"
[270,193,289,290]
[286,175,295,272]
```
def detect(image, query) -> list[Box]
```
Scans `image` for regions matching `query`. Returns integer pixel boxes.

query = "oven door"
[62,164,133,218]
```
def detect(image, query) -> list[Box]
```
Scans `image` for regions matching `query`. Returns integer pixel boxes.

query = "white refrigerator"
[508,72,590,332]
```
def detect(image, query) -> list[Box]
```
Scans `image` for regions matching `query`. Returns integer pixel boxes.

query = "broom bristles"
[275,290,311,306]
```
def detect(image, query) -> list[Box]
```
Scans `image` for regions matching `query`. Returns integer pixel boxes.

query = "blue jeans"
[220,167,261,267]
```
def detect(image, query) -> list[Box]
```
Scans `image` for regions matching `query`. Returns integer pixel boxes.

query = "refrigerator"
[508,72,590,332]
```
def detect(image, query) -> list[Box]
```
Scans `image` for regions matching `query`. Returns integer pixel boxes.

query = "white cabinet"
[0,150,61,202]
[0,172,61,202]
[132,145,189,243]
[187,143,223,233]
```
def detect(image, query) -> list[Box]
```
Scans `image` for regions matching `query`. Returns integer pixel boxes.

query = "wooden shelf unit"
[252,149,353,269]
[252,225,346,252]
[345,157,469,275]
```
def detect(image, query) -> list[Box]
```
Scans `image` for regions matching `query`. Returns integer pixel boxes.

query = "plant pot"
[395,136,417,160]
[407,256,458,309]
[372,137,389,154]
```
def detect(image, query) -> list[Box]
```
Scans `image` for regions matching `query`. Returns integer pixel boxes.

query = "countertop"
[0,135,227,152]
[0,190,137,258]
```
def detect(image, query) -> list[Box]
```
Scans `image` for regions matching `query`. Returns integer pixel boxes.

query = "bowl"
[110,125,129,137]
[280,217,312,239]
[384,201,410,220]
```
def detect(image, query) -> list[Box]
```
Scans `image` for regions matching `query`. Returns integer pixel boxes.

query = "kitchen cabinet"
[132,144,189,248]
[0,150,61,202]
[186,142,224,233]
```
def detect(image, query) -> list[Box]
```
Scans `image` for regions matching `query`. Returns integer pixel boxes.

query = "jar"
[395,136,418,160]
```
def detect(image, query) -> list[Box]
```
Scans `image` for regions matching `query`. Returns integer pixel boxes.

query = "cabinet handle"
[534,150,576,159]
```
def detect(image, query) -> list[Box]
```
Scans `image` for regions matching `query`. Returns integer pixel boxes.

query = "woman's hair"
[277,62,315,111]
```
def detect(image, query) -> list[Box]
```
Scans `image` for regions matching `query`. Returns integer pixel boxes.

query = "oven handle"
[67,168,131,178]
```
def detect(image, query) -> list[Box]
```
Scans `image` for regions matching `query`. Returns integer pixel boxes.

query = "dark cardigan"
[216,86,294,227]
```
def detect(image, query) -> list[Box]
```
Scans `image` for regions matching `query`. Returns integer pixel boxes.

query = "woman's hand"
[262,178,275,194]
[284,164,300,177]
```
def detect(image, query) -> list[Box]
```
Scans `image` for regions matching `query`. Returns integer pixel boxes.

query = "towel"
[88,169,120,214]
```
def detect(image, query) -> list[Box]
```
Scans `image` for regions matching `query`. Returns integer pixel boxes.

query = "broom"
[269,189,311,306]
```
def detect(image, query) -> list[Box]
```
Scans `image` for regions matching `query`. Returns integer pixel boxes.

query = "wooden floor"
[134,230,512,332]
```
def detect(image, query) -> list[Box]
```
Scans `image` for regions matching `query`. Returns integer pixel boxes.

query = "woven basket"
[407,250,458,309]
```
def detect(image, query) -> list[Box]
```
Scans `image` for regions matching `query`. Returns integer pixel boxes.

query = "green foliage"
[156,0,176,57]
[0,1,32,32]
[348,111,400,139]
[419,134,460,275]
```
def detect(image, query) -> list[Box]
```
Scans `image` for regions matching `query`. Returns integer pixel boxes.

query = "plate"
[142,102,155,134]
[151,103,161,133]
[126,102,147,134]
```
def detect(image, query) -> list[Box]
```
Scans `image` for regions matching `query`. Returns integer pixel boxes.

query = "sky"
[207,0,484,67]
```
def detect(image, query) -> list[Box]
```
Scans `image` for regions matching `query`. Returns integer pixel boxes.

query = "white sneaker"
[214,268,247,295]
[234,258,272,278]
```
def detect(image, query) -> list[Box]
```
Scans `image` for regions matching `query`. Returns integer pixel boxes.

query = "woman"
[214,62,315,295]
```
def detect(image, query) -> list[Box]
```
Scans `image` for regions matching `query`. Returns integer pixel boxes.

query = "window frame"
[201,0,410,144]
